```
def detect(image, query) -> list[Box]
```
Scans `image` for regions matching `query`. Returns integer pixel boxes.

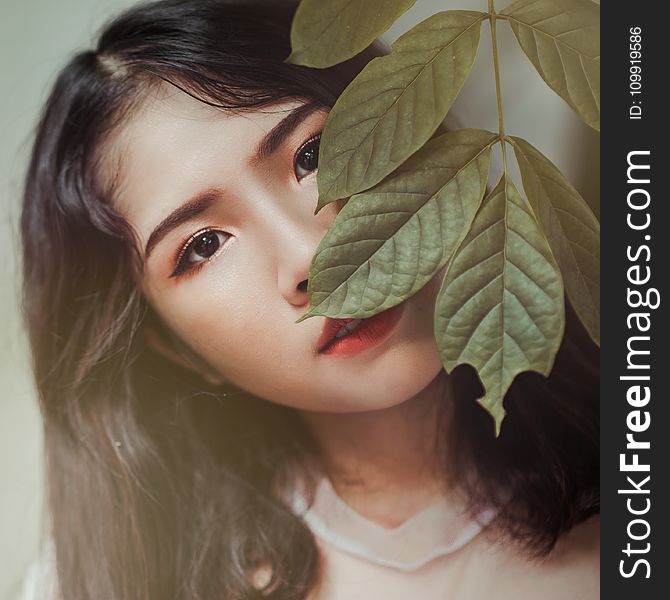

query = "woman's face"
[108,83,445,413]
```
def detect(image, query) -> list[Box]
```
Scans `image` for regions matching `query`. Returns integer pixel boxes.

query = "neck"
[297,370,452,527]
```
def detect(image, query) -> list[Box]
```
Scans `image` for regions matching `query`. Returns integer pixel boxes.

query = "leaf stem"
[487,0,507,175]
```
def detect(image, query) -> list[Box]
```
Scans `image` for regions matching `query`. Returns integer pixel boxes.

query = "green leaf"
[315,11,487,210]
[298,129,496,322]
[435,175,565,435]
[501,0,600,130]
[287,0,417,68]
[511,136,600,345]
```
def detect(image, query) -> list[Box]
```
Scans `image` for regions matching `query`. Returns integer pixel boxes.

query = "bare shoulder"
[550,515,600,567]
[543,515,600,589]
[516,515,600,599]
[466,515,600,600]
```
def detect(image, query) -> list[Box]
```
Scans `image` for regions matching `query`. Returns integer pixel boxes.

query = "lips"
[316,303,405,356]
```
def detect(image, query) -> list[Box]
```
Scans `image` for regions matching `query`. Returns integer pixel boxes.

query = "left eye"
[171,230,230,278]
[294,136,320,181]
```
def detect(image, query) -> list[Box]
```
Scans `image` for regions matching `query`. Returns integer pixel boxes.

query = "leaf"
[435,175,565,434]
[511,136,599,345]
[287,0,417,68]
[501,0,600,130]
[298,129,496,322]
[315,11,487,210]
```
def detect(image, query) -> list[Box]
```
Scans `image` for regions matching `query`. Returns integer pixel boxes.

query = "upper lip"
[316,317,361,353]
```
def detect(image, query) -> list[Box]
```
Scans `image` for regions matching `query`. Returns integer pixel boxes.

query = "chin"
[311,342,446,414]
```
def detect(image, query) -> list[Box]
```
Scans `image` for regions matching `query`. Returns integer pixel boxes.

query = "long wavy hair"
[20,0,599,598]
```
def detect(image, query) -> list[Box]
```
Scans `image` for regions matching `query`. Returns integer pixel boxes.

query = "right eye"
[293,135,320,181]
[170,229,230,278]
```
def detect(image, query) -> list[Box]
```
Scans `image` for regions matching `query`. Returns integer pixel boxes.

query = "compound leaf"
[316,10,487,209]
[501,0,600,130]
[299,129,496,321]
[287,0,417,68]
[511,136,600,344]
[435,174,565,434]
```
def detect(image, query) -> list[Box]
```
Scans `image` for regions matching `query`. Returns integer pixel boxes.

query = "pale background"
[0,0,598,597]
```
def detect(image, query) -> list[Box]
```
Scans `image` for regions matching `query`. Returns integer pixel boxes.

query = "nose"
[273,203,339,308]
[276,227,320,307]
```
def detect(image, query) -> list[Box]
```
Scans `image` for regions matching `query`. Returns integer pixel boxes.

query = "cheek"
[152,266,310,404]
[149,257,271,365]
[146,257,447,414]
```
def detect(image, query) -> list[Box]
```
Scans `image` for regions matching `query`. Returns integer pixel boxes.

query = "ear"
[143,320,226,386]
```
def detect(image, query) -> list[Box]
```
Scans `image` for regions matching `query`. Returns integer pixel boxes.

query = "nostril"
[297,279,308,293]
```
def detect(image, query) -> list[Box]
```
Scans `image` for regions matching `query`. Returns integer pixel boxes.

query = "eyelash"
[170,129,322,279]
[293,131,321,181]
[170,227,228,278]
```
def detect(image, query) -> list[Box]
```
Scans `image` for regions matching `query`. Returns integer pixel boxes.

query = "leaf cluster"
[288,0,600,434]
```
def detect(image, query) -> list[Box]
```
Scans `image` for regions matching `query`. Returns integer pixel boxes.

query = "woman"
[20,0,599,598]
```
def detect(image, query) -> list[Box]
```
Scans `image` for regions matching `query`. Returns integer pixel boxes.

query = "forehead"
[102,83,306,240]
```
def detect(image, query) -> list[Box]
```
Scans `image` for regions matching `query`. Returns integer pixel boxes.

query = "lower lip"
[319,303,405,356]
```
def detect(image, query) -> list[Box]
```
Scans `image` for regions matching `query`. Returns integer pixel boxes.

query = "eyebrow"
[253,100,323,162]
[144,190,219,261]
[143,101,324,262]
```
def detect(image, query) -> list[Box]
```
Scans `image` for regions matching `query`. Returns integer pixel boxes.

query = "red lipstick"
[316,303,404,356]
